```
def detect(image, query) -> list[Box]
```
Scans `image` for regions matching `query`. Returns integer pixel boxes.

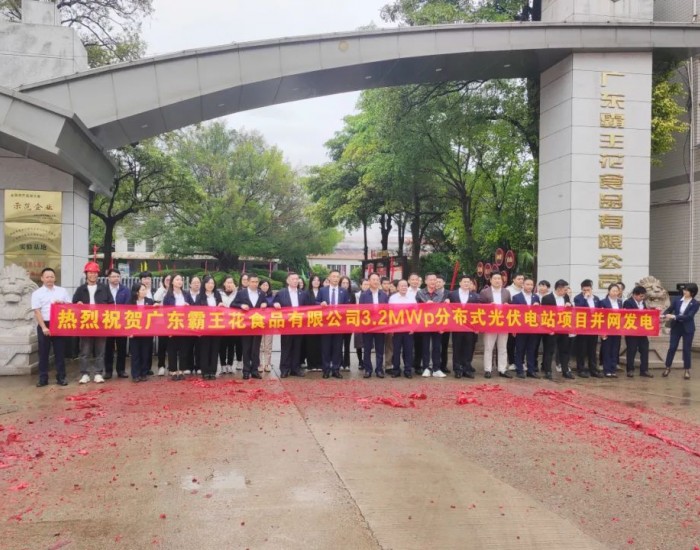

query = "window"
[145,238,155,253]
[127,239,135,252]
[326,264,342,272]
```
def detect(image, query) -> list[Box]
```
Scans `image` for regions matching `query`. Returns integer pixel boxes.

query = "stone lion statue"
[635,276,670,311]
[0,264,38,329]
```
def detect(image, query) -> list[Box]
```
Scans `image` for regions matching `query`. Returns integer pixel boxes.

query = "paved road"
[1,354,698,549]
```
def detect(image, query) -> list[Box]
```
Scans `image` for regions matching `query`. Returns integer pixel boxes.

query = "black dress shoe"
[391,371,402,378]
[147,370,154,376]
[577,371,590,378]
[103,373,113,380]
[251,372,262,379]
[385,368,396,375]
[499,371,513,379]
[563,371,575,380]
[36,380,49,387]
[484,372,492,379]
[139,376,149,382]
[627,372,634,378]
[363,372,372,378]
[376,372,385,379]
[640,372,654,378]
[590,371,604,378]
[242,373,250,380]
[464,371,475,379]
[545,372,553,380]
[291,371,305,377]
[515,372,526,379]
[442,367,451,374]
[280,372,289,378]
[117,372,129,378]
[454,372,463,379]
[526,372,541,379]
[331,372,343,379]
[322,372,330,379]
[57,378,68,386]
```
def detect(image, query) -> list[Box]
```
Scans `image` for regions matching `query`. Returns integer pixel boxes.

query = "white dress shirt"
[389,293,416,304]
[247,288,259,307]
[31,285,70,321]
[288,288,299,307]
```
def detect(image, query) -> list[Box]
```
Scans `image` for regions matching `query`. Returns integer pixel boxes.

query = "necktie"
[331,288,336,306]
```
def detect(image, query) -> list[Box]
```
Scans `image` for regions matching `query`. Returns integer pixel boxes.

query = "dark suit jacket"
[316,285,350,306]
[73,283,114,305]
[448,290,481,304]
[541,293,571,307]
[623,297,647,310]
[599,297,623,309]
[108,284,130,305]
[358,289,389,305]
[274,287,311,308]
[511,292,540,306]
[479,287,511,304]
[232,288,268,309]
[131,297,155,306]
[573,293,601,308]
[664,297,699,333]
[195,290,223,306]
[162,291,195,306]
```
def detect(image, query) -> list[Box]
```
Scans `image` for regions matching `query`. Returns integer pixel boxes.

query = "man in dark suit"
[359,272,390,378]
[448,275,481,379]
[104,268,130,379]
[623,285,653,378]
[273,272,309,378]
[541,279,575,380]
[511,277,541,379]
[232,273,268,380]
[316,270,350,379]
[573,279,602,378]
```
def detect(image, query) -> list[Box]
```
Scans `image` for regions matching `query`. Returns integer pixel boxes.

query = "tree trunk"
[218,253,239,272]
[379,213,393,252]
[396,214,406,257]
[102,219,115,275]
[362,218,369,261]
[410,196,421,272]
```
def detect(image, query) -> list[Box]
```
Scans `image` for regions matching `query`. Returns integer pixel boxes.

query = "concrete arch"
[0,86,114,193]
[19,22,700,150]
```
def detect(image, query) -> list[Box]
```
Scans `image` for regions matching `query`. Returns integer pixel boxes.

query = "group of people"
[31,263,699,387]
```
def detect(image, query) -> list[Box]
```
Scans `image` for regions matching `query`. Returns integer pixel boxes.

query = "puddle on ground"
[181,470,247,491]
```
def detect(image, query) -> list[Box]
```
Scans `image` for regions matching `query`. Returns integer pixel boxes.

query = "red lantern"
[505,250,516,270]
[476,262,484,277]
[494,248,505,267]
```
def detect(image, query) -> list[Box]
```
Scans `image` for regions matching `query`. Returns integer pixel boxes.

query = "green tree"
[90,140,195,271]
[155,123,339,272]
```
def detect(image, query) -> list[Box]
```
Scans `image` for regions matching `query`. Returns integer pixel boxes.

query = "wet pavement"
[1,347,699,550]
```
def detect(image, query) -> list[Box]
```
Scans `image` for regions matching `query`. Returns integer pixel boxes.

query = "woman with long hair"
[304,274,323,372]
[129,282,154,382]
[162,273,194,380]
[196,275,223,380]
[218,276,238,374]
[339,276,354,371]
[153,274,171,376]
[187,276,202,376]
[259,280,274,372]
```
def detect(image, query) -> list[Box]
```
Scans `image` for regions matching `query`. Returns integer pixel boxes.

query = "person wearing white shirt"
[622,286,653,378]
[505,273,525,370]
[447,276,481,379]
[32,267,70,387]
[511,278,542,379]
[599,283,623,377]
[153,274,172,376]
[388,279,416,378]
[407,272,423,373]
[479,272,512,379]
[232,274,268,380]
[218,276,240,374]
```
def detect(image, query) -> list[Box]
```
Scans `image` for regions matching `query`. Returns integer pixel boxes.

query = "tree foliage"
[148,123,340,272]
[91,140,195,271]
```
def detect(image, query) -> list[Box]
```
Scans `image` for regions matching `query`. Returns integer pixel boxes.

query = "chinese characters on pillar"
[598,71,625,290]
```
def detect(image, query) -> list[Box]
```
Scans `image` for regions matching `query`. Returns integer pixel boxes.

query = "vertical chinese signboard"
[597,72,625,291]
[4,190,62,284]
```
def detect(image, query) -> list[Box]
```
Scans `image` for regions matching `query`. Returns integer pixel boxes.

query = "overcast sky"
[142,0,392,169]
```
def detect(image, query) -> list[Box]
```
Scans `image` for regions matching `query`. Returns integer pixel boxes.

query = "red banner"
[49,303,660,337]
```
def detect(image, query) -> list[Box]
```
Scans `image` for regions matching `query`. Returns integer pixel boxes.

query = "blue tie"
[331,288,336,306]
